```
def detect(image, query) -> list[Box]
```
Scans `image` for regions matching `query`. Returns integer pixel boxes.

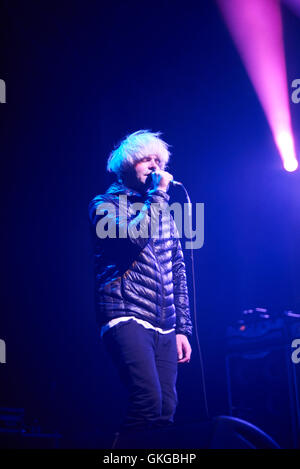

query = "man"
[88,130,192,435]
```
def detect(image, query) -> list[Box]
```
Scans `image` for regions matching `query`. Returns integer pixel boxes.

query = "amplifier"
[226,309,300,448]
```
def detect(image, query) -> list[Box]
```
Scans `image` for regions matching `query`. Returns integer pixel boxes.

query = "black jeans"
[103,319,178,430]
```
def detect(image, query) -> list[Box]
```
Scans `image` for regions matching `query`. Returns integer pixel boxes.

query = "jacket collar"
[106,182,144,198]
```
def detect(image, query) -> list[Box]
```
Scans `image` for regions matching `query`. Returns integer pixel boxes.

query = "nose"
[148,159,159,171]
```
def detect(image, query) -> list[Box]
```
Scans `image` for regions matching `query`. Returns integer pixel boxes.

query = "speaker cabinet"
[0,430,61,449]
[226,345,300,448]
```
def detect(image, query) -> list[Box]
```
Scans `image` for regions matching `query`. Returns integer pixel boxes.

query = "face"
[134,155,163,185]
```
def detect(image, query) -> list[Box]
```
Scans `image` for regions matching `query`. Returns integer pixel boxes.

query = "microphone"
[150,170,182,187]
[170,179,182,186]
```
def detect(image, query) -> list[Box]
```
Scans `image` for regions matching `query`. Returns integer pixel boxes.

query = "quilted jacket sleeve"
[88,189,170,250]
[172,237,193,337]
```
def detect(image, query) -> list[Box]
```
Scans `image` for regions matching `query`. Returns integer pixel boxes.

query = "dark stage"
[0,0,300,452]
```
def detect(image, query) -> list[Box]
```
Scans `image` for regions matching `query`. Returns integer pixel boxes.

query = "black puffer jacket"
[88,182,192,336]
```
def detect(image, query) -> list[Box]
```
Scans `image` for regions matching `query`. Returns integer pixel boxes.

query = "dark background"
[0,0,300,447]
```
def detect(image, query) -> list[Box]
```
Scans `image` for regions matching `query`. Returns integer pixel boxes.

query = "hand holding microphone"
[150,170,182,192]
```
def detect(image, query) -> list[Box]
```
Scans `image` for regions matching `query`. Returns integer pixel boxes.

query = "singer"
[88,130,192,438]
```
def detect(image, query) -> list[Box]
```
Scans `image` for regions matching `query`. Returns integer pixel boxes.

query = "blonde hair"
[107,130,170,180]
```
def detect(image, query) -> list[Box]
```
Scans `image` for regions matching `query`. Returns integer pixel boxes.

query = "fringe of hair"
[107,130,171,179]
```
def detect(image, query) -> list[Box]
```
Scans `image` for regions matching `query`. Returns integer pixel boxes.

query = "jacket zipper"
[151,238,165,324]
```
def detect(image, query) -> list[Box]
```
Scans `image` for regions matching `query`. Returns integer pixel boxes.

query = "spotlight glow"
[284,160,299,172]
[217,0,298,172]
[275,131,298,171]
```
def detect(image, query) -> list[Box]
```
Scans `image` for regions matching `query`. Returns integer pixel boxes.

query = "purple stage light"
[275,130,299,171]
[217,0,298,172]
